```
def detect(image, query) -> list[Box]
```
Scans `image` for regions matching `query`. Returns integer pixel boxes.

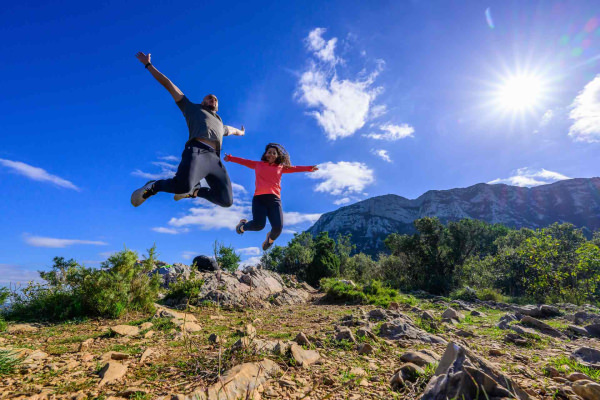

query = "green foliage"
[214,242,240,273]
[306,232,340,286]
[475,288,506,302]
[449,287,478,302]
[547,355,600,381]
[164,272,204,302]
[7,248,161,321]
[260,245,285,271]
[321,278,401,307]
[0,350,22,375]
[335,233,355,277]
[279,232,315,277]
[344,252,378,282]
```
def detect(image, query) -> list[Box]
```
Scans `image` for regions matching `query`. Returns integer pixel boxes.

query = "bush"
[476,288,506,302]
[449,287,478,302]
[7,248,161,321]
[321,278,401,307]
[164,272,204,302]
[214,242,241,273]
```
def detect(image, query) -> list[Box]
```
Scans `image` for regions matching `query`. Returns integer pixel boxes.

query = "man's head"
[202,94,218,112]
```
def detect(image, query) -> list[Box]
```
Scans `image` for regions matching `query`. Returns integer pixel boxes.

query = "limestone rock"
[442,307,464,322]
[335,327,357,343]
[421,342,530,400]
[520,315,565,338]
[140,322,153,331]
[584,323,600,338]
[400,351,437,367]
[184,359,281,400]
[179,321,202,333]
[571,347,600,368]
[294,332,311,346]
[358,343,374,355]
[568,372,591,382]
[7,323,39,333]
[289,344,320,367]
[379,317,447,344]
[572,380,600,400]
[98,361,128,386]
[110,325,140,337]
[140,348,153,363]
[422,311,436,321]
[78,338,94,352]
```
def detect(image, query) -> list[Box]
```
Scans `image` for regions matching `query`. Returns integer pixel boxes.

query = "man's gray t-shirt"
[176,96,229,155]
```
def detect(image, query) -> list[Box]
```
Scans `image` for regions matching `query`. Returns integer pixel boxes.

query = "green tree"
[335,233,355,277]
[280,232,315,277]
[306,232,340,286]
[260,245,285,271]
[344,252,377,282]
[214,242,241,273]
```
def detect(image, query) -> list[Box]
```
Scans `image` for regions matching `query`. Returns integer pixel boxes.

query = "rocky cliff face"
[307,177,600,254]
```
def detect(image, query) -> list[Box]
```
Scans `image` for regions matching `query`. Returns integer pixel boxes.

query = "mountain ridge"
[307,177,600,254]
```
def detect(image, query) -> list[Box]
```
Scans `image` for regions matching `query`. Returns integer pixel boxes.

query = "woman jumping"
[224,143,318,251]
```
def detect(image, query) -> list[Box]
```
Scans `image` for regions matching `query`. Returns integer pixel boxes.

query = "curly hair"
[261,143,291,166]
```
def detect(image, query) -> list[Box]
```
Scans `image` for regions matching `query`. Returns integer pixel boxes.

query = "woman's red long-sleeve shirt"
[226,155,314,198]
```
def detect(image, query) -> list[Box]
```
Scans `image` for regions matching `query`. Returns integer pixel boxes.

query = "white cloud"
[282,229,297,235]
[24,235,108,248]
[371,149,392,162]
[0,264,44,285]
[237,247,260,256]
[152,227,189,235]
[296,28,385,140]
[334,197,351,205]
[308,161,375,196]
[168,203,250,230]
[132,160,178,180]
[181,251,197,260]
[284,212,322,225]
[569,75,600,143]
[488,168,570,187]
[159,155,179,162]
[240,256,262,268]
[306,27,339,64]
[364,123,415,141]
[232,182,247,194]
[540,110,554,127]
[0,159,79,190]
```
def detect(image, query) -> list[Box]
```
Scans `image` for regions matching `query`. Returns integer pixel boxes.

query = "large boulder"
[421,342,530,400]
[379,316,447,344]
[192,255,219,272]
[150,263,192,288]
[571,347,600,368]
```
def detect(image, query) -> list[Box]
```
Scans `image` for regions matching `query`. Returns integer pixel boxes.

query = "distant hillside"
[307,177,600,254]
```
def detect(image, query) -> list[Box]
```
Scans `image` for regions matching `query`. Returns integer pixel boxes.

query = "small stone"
[232,337,252,350]
[568,372,591,382]
[335,328,356,343]
[399,351,436,367]
[140,348,153,363]
[237,324,256,339]
[180,321,202,333]
[98,361,127,386]
[143,330,154,339]
[455,329,474,338]
[140,322,153,331]
[356,328,377,341]
[358,343,374,355]
[78,338,94,352]
[441,307,464,322]
[573,380,600,400]
[488,348,504,357]
[295,332,311,346]
[350,366,367,377]
[290,344,320,367]
[388,302,400,310]
[110,325,140,336]
[470,310,485,317]
[208,333,222,344]
[421,311,436,321]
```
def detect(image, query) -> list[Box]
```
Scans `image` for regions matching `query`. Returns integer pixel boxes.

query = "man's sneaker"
[236,219,247,234]
[174,189,199,201]
[262,231,273,251]
[131,180,156,207]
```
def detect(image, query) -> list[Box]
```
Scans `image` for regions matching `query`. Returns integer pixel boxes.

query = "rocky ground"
[2,272,600,399]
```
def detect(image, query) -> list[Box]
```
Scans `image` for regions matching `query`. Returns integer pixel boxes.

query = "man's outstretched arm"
[224,125,245,137]
[136,52,184,103]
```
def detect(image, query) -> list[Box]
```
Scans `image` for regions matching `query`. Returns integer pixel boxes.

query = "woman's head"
[261,143,291,166]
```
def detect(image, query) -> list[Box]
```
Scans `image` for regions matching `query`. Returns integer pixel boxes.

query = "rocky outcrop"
[421,342,530,400]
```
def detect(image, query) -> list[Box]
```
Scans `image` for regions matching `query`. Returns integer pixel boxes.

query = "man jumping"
[131,52,245,208]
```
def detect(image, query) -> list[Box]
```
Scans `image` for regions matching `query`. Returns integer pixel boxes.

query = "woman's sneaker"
[174,189,199,201]
[131,180,156,207]
[262,231,273,251]
[236,219,247,234]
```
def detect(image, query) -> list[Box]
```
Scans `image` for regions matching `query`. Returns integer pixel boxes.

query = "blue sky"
[2,0,600,284]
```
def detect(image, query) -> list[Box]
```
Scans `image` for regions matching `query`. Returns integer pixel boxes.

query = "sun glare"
[496,74,544,112]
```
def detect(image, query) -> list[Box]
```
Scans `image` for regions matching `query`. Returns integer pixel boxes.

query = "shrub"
[7,248,161,321]
[321,278,401,307]
[164,272,204,302]
[306,232,340,286]
[476,288,506,302]
[449,287,478,302]
[214,242,240,273]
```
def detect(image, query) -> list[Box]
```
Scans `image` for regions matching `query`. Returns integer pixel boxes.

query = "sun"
[495,73,545,113]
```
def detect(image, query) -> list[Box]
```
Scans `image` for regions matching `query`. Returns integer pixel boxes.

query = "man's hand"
[136,52,151,65]
[238,125,245,136]
[225,125,246,136]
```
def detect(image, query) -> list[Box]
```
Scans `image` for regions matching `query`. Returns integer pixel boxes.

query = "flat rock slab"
[571,347,600,368]
[290,344,321,367]
[400,351,437,367]
[573,380,600,400]
[6,323,40,333]
[379,318,447,344]
[520,315,566,338]
[179,321,202,333]
[184,358,281,400]
[98,361,128,386]
[110,325,140,336]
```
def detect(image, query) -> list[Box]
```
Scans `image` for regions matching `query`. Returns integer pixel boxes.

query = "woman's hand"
[311,166,319,172]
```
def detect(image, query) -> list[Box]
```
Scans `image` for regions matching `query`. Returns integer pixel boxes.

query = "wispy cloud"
[0,159,79,190]
[0,264,44,285]
[540,110,554,127]
[308,161,374,196]
[132,160,178,180]
[159,155,180,162]
[240,256,262,268]
[284,212,322,225]
[181,251,197,260]
[152,227,189,235]
[24,235,108,248]
[296,28,387,140]
[168,203,250,230]
[363,123,414,141]
[371,149,392,162]
[334,197,352,205]
[237,247,260,256]
[488,168,570,187]
[569,75,600,143]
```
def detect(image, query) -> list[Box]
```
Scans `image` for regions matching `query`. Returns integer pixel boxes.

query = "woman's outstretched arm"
[224,154,258,169]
